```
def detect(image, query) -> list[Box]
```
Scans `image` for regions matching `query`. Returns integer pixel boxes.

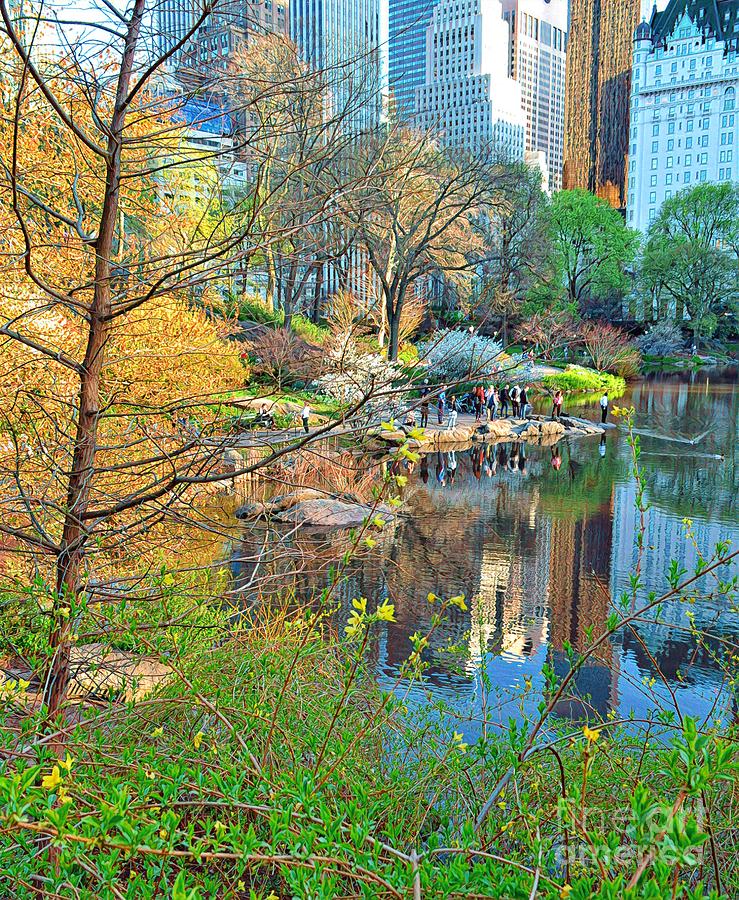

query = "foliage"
[314,334,402,406]
[543,190,639,313]
[237,295,283,326]
[541,365,626,396]
[580,321,641,378]
[417,328,505,381]
[246,327,323,389]
[515,310,581,358]
[636,319,686,357]
[473,163,551,342]
[639,184,739,348]
[292,314,329,345]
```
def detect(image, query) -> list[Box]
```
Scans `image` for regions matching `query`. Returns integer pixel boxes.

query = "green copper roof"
[650,0,739,51]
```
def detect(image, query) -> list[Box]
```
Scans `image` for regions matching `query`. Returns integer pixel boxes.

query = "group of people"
[419,382,533,429]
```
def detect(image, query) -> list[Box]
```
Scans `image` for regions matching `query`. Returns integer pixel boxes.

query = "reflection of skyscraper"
[563,0,641,208]
[548,497,618,719]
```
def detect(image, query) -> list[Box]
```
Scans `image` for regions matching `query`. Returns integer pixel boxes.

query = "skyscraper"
[501,0,568,192]
[388,0,439,118]
[290,0,384,131]
[415,0,526,159]
[563,0,641,209]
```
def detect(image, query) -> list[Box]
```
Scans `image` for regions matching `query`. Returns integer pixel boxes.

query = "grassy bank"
[541,364,626,397]
[3,606,736,899]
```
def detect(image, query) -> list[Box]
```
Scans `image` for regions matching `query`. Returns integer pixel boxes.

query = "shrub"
[636,319,685,357]
[292,314,329,346]
[247,327,323,389]
[417,328,503,380]
[314,334,402,406]
[581,320,641,377]
[542,364,625,395]
[238,295,282,326]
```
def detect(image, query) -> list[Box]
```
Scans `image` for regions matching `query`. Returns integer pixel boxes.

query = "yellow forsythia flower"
[59,753,73,772]
[41,766,62,790]
[560,885,572,899]
[193,731,204,750]
[583,725,601,743]
[375,600,396,622]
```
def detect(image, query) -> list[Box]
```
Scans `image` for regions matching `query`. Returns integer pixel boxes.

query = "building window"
[668,139,674,151]
[685,171,691,183]
[667,156,673,168]
[700,170,707,181]
[668,121,676,134]
[649,209,657,221]
[686,137,693,148]
[650,191,657,203]
[651,158,658,170]
[651,174,658,186]
[653,123,660,136]
[725,87,736,111]
[666,173,673,185]
[652,140,659,153]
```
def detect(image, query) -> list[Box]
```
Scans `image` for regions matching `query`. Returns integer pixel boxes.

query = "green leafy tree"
[542,189,639,314]
[639,183,739,347]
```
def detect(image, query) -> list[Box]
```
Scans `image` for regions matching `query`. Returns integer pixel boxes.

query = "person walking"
[420,391,430,429]
[600,391,609,424]
[551,389,563,421]
[447,395,459,430]
[301,402,311,434]
[520,385,530,419]
[510,385,520,418]
[500,384,510,418]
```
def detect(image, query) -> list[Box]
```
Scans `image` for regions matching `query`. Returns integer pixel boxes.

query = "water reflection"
[231,370,739,733]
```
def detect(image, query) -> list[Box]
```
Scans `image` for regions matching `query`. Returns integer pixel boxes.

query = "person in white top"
[599,392,609,424]
[301,403,311,433]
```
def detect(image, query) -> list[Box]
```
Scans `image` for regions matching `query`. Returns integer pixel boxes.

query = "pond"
[230,369,739,739]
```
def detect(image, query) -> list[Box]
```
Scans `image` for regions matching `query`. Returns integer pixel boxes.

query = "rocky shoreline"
[369,414,610,452]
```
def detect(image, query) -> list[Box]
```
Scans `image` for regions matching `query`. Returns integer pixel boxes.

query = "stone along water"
[231,369,739,739]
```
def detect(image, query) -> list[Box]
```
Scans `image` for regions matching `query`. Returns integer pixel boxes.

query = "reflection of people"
[436,452,447,486]
[518,444,527,474]
[420,454,429,484]
[599,433,607,458]
[600,391,609,424]
[447,450,458,484]
[551,444,562,471]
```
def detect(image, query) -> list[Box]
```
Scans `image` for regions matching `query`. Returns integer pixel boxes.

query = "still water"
[231,370,739,737]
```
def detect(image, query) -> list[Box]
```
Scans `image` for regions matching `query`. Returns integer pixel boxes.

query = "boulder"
[67,644,171,702]
[235,501,266,520]
[273,499,393,528]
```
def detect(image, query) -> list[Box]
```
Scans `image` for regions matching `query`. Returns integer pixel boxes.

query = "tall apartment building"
[155,0,287,72]
[290,0,384,131]
[501,0,568,192]
[627,1,739,232]
[563,0,642,209]
[415,0,526,159]
[388,0,439,118]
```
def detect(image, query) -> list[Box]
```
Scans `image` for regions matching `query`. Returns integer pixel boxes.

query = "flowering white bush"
[417,329,509,381]
[314,335,402,407]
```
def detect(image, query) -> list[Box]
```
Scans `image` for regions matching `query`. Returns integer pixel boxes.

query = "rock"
[273,499,393,528]
[222,449,244,473]
[235,501,266,520]
[266,489,326,511]
[67,644,171,702]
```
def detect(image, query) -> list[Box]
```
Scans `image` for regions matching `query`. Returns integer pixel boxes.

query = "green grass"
[237,298,330,347]
[541,364,626,396]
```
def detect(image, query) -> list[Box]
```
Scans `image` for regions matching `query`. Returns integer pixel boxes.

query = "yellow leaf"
[151,726,164,738]
[193,731,205,750]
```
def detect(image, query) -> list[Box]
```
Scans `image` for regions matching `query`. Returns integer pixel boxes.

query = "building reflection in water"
[230,374,739,730]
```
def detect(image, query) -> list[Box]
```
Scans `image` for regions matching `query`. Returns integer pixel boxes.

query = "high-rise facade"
[415,0,526,159]
[627,1,739,232]
[290,0,384,131]
[501,0,568,192]
[388,0,439,118]
[563,0,642,209]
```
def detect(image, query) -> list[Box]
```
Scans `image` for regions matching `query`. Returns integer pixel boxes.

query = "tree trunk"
[44,0,144,734]
[312,261,324,323]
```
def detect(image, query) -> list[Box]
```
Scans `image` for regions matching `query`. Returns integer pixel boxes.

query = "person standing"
[447,395,459,430]
[301,402,311,434]
[420,391,430,429]
[438,384,447,425]
[551,389,563,421]
[510,385,520,418]
[473,384,484,423]
[600,391,609,424]
[519,385,530,419]
[487,386,499,421]
[500,384,510,418]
